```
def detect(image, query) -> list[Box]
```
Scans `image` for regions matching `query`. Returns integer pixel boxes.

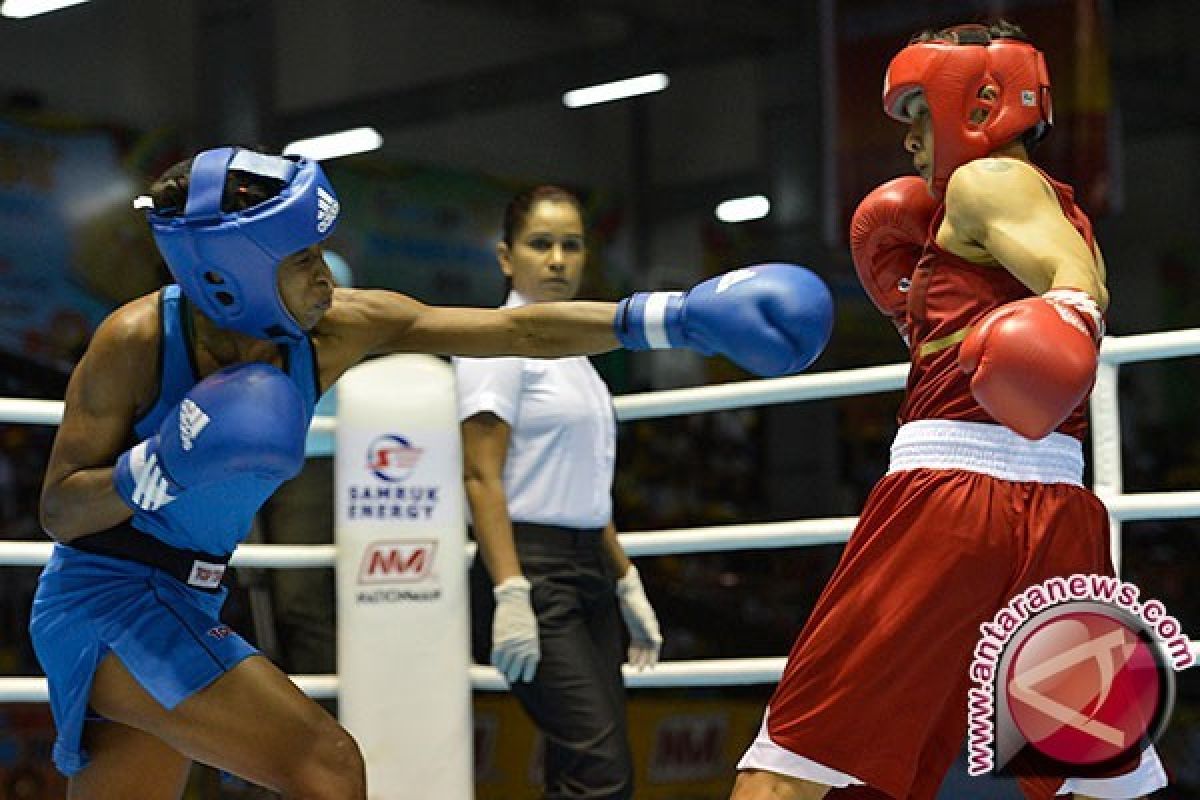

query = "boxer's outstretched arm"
[40,300,156,541]
[312,288,618,389]
[315,267,832,390]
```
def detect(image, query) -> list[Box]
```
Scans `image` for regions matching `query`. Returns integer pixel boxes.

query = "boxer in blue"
[32,147,834,798]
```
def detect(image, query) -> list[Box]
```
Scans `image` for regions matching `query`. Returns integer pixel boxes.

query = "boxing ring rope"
[0,327,1196,707]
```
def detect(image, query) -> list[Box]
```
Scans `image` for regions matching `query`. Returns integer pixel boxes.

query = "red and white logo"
[648,713,728,782]
[358,540,437,584]
[366,434,424,482]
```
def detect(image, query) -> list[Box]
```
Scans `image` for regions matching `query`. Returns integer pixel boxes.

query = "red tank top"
[897,166,1096,441]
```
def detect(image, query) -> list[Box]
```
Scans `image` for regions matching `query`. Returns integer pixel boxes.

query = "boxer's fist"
[849,176,938,341]
[615,263,833,377]
[115,363,308,512]
[958,290,1103,440]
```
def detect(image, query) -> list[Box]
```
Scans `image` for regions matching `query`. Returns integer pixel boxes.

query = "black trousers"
[470,523,634,800]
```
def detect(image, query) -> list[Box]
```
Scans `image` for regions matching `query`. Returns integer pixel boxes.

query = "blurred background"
[0,0,1197,797]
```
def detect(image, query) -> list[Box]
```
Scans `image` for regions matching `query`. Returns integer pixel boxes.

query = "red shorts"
[764,467,1117,799]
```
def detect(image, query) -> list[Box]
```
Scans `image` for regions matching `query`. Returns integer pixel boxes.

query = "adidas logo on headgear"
[316,187,339,234]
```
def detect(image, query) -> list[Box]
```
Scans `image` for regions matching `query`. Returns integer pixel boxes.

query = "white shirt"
[453,291,616,528]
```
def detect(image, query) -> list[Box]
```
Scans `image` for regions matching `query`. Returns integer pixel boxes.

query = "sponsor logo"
[648,713,728,782]
[207,625,233,640]
[358,540,436,584]
[346,433,441,521]
[345,484,439,521]
[355,588,442,604]
[187,560,225,589]
[178,398,210,451]
[366,434,423,482]
[316,186,339,234]
[354,540,442,604]
[1021,89,1037,107]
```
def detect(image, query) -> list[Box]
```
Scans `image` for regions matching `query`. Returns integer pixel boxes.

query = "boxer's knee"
[280,718,365,799]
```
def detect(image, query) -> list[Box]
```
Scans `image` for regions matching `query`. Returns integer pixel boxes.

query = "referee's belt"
[68,526,231,593]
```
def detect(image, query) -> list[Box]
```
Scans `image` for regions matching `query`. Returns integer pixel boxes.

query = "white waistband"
[888,420,1083,485]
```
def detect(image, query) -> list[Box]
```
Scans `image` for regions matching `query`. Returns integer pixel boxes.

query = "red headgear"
[882,25,1053,197]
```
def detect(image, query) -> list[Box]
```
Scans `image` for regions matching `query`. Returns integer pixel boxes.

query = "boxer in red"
[731,21,1168,800]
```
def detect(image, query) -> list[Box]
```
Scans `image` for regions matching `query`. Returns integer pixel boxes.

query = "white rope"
[1099,327,1200,364]
[0,398,62,426]
[620,518,855,556]
[0,520,856,568]
[470,658,791,691]
[1105,491,1200,521]
[2,641,1195,705]
[0,674,338,703]
[613,363,907,421]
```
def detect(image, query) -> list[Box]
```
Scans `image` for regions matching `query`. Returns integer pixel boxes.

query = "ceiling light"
[715,195,770,223]
[1,0,90,18]
[283,127,383,161]
[563,73,669,109]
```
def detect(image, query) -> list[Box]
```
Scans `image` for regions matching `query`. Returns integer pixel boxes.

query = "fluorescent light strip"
[1,0,90,17]
[563,73,669,109]
[715,195,771,223]
[283,127,383,162]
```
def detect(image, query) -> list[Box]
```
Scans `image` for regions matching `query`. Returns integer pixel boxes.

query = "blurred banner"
[0,120,163,367]
[326,160,621,308]
[325,161,512,307]
[832,0,1116,242]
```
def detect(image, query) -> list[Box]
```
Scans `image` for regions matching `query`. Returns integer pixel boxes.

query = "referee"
[455,185,662,800]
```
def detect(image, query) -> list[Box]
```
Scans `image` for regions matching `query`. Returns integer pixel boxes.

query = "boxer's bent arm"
[461,413,522,584]
[40,308,152,541]
[944,159,1108,307]
[315,289,619,387]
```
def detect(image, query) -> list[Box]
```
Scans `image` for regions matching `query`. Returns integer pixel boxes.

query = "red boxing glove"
[958,290,1105,440]
[849,176,938,342]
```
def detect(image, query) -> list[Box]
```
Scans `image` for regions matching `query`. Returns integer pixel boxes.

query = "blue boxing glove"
[114,363,308,513]
[615,263,834,377]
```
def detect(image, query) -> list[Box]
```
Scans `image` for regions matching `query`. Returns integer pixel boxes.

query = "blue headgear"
[141,147,340,342]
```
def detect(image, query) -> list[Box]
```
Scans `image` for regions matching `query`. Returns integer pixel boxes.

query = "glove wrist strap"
[615,292,685,350]
[1043,288,1105,342]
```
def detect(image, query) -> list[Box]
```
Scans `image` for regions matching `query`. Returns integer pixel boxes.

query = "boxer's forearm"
[40,467,133,543]
[503,302,620,357]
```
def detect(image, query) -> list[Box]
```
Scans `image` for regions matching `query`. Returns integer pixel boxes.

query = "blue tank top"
[125,285,319,555]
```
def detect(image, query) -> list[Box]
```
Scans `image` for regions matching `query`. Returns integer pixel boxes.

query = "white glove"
[491,576,540,683]
[615,565,663,669]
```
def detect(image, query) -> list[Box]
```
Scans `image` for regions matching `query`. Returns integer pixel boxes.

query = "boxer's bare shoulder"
[73,291,162,419]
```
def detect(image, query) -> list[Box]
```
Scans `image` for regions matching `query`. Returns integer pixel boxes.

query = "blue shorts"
[30,544,257,776]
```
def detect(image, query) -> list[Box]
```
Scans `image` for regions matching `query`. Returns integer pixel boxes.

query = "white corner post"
[335,354,471,799]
